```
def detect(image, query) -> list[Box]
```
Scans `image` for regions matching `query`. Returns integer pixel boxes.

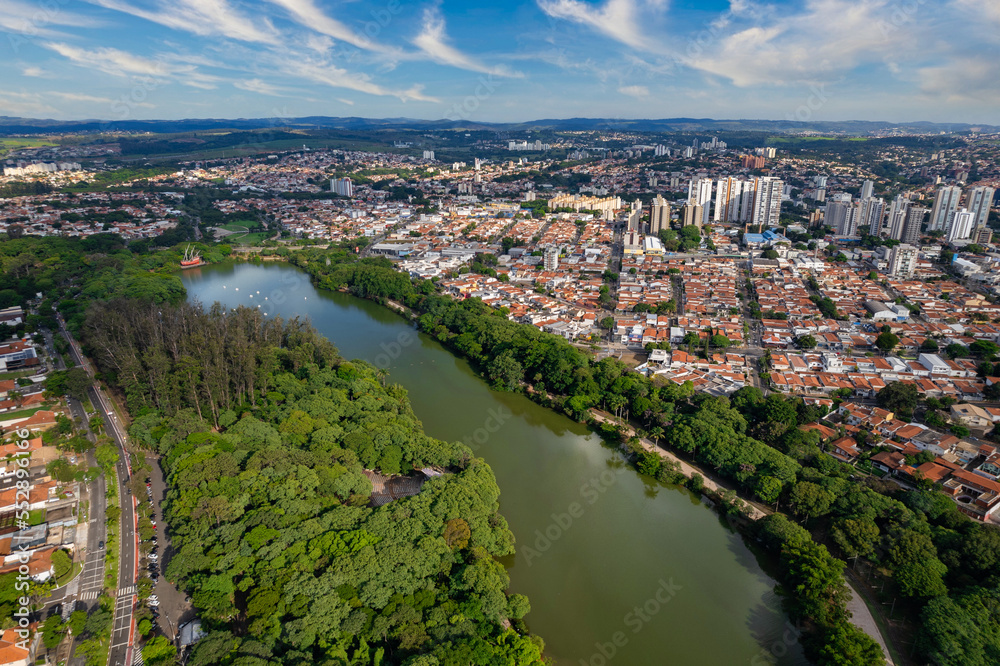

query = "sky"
[1,0,999,124]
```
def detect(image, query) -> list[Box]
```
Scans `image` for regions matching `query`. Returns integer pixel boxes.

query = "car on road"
[98,540,104,549]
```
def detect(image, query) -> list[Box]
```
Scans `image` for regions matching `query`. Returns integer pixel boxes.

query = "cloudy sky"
[1,0,998,124]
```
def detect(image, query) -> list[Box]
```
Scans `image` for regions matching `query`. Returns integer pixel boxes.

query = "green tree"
[876,381,918,413]
[789,481,834,519]
[142,635,178,665]
[797,334,818,350]
[875,331,899,353]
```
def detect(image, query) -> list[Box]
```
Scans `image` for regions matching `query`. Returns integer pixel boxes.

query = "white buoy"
[235,287,239,291]
[256,291,260,294]
[249,294,253,298]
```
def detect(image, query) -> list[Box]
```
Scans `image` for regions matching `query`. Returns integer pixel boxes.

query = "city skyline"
[2,0,999,124]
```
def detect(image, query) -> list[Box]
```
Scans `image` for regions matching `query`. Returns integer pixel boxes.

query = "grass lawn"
[0,137,59,157]
[220,221,253,232]
[28,509,45,526]
[0,369,36,380]
[231,232,272,246]
[0,406,42,421]
[56,560,83,587]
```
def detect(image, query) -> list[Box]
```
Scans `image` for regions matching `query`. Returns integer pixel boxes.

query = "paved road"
[146,454,192,642]
[58,319,139,666]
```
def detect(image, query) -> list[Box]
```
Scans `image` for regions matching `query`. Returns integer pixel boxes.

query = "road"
[58,319,139,666]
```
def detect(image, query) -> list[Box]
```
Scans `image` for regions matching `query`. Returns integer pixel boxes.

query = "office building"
[902,207,926,245]
[828,201,860,236]
[966,186,995,231]
[929,185,962,232]
[688,178,713,225]
[860,197,885,233]
[751,177,784,229]
[945,209,975,242]
[714,177,744,222]
[331,177,354,197]
[650,195,670,234]
[860,179,874,200]
[682,203,704,229]
[627,199,643,232]
[543,247,559,271]
[888,244,919,277]
[422,150,435,160]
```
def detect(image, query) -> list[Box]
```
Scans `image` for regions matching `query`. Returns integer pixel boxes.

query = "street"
[58,319,139,666]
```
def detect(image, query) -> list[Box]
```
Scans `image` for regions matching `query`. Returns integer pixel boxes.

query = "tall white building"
[750,177,784,228]
[714,177,744,222]
[966,186,995,231]
[739,180,758,223]
[688,178,713,225]
[888,244,919,277]
[902,207,927,245]
[929,185,963,232]
[860,197,885,233]
[945,209,975,242]
[627,199,643,232]
[860,179,874,200]
[828,201,860,236]
[331,177,354,197]
[650,195,670,233]
[544,246,559,271]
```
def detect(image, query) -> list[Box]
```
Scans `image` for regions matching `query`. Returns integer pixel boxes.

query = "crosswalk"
[133,646,145,666]
[119,585,136,596]
[79,590,101,601]
[61,600,75,620]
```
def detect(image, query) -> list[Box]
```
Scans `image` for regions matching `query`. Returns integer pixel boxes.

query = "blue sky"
[1,0,999,124]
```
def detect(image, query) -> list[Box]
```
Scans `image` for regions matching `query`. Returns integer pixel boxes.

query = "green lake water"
[182,261,807,666]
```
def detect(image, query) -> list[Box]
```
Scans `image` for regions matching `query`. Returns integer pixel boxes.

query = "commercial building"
[966,186,995,232]
[887,243,919,277]
[929,185,962,232]
[649,195,670,234]
[945,209,975,242]
[331,177,354,197]
[750,177,783,229]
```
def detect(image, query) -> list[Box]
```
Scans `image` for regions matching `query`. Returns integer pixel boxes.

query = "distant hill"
[0,115,996,136]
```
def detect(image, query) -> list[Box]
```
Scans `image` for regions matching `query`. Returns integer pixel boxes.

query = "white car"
[148,554,158,561]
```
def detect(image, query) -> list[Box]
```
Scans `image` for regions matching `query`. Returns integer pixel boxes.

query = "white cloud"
[43,42,219,88]
[0,90,57,116]
[918,56,1000,104]
[88,0,279,44]
[537,0,663,52]
[265,0,388,53]
[280,57,439,102]
[234,78,285,96]
[413,7,523,77]
[0,0,101,38]
[21,65,46,77]
[618,84,649,97]
[688,0,922,87]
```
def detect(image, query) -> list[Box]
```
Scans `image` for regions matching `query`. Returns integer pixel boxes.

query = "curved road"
[58,318,139,666]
